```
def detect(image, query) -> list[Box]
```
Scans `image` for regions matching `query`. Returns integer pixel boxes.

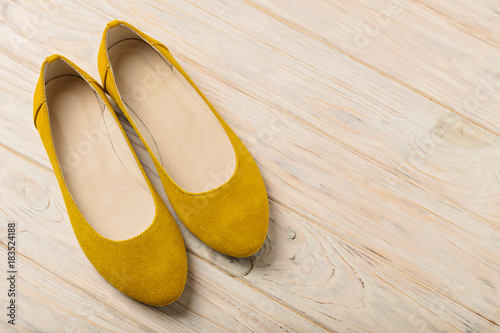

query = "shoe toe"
[195,186,269,258]
[131,252,187,306]
[126,218,187,306]
[217,209,269,258]
[83,203,188,307]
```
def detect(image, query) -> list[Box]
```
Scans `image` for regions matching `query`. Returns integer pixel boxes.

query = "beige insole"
[108,39,236,193]
[46,75,154,241]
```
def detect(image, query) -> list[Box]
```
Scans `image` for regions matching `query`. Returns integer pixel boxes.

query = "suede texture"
[33,55,187,306]
[98,21,269,257]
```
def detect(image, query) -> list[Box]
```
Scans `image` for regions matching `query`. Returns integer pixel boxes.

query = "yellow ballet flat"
[33,54,187,306]
[98,20,269,257]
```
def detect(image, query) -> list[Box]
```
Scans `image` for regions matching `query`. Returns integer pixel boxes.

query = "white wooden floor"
[1,0,500,332]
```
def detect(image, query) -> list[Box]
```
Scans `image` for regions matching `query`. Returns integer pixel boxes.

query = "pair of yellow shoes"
[33,20,269,306]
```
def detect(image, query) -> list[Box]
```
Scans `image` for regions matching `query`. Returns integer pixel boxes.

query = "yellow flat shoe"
[98,20,269,257]
[33,55,187,306]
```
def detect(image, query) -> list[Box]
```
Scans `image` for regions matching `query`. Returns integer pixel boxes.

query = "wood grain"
[0,0,499,332]
[414,0,500,48]
[243,0,500,136]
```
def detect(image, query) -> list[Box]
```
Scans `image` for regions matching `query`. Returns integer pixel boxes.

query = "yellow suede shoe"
[97,20,269,257]
[33,54,187,306]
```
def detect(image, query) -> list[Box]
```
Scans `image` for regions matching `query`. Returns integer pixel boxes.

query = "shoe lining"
[108,38,236,193]
[45,63,155,241]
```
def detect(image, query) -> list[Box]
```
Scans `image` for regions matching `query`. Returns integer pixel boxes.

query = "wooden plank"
[412,0,500,48]
[239,0,500,137]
